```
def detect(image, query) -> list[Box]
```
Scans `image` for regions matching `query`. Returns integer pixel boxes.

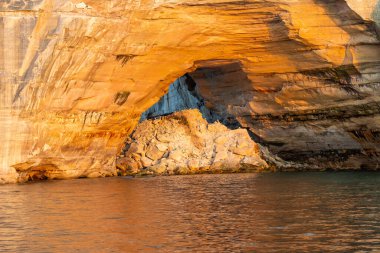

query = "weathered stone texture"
[117,109,270,175]
[0,0,379,182]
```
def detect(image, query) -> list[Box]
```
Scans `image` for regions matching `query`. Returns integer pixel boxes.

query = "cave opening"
[139,73,219,124]
[116,61,277,176]
[139,61,260,131]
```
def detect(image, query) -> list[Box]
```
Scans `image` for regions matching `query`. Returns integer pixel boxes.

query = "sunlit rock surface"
[117,109,270,175]
[0,0,380,182]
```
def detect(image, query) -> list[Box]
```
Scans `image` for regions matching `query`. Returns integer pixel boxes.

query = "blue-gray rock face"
[140,75,216,122]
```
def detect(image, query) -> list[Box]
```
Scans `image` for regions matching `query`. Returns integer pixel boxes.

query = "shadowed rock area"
[139,75,216,122]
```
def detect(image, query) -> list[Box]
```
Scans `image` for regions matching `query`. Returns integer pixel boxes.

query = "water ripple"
[0,172,379,252]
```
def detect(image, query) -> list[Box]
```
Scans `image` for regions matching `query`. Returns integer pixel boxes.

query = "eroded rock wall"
[0,0,379,182]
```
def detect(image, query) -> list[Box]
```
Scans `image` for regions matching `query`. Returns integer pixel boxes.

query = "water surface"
[1,172,380,252]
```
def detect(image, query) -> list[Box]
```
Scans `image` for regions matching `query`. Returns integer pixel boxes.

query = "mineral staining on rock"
[0,0,379,182]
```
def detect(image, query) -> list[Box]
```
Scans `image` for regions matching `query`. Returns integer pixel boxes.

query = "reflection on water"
[1,173,380,252]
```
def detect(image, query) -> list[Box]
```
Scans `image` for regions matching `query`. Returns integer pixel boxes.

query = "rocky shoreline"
[1,107,371,184]
[116,109,299,176]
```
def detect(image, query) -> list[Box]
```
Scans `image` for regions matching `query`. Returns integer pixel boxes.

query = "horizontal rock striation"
[0,0,379,182]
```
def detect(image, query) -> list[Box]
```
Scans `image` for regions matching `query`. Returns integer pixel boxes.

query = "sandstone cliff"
[0,0,380,182]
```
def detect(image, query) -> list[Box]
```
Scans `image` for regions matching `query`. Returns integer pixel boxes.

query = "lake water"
[1,173,380,252]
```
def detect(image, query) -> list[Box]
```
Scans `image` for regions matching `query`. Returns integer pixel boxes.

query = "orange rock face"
[0,0,379,182]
